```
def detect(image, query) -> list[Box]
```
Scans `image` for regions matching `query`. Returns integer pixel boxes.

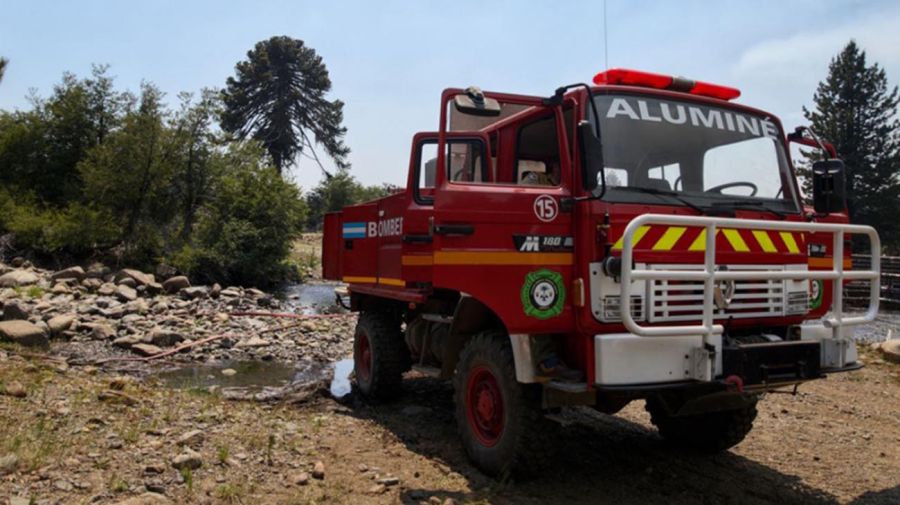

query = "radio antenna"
[603,0,609,69]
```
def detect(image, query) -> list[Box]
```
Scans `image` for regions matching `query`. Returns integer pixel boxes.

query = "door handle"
[402,234,433,244]
[433,223,475,236]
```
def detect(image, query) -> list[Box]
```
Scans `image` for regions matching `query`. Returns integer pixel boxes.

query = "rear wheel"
[453,331,552,478]
[646,396,758,453]
[353,311,408,401]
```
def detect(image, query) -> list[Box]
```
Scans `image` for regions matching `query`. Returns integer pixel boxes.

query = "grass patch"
[25,285,45,298]
[214,482,249,504]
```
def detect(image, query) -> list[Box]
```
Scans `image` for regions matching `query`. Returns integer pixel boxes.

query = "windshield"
[591,93,800,213]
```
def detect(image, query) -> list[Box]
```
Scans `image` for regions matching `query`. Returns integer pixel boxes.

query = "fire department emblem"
[521,269,566,319]
[810,280,823,309]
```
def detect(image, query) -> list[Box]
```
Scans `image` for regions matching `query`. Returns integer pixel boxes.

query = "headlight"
[600,295,645,322]
[786,291,808,315]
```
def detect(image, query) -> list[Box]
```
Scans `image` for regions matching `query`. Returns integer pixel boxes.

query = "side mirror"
[577,121,605,195]
[812,159,846,214]
[453,86,501,117]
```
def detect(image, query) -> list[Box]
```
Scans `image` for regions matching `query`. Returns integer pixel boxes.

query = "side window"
[646,163,681,191]
[515,114,560,186]
[414,138,488,205]
[447,140,487,184]
[604,167,628,188]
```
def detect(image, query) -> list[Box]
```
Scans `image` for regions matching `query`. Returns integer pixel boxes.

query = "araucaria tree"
[221,36,349,175]
[804,40,900,251]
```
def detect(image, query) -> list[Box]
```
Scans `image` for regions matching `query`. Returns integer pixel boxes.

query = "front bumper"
[593,329,858,388]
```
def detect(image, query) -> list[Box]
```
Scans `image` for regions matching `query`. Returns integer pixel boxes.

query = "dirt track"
[3,346,900,504]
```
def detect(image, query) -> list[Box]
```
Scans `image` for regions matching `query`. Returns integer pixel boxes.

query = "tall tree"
[221,36,349,175]
[0,58,7,84]
[803,40,900,251]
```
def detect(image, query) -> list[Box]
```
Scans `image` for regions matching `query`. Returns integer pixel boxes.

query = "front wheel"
[453,331,553,478]
[353,311,408,401]
[646,396,758,453]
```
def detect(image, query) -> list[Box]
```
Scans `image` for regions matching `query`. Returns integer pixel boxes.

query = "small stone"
[171,449,202,471]
[221,368,237,377]
[3,381,28,398]
[181,286,209,299]
[98,283,117,296]
[289,471,310,486]
[377,476,400,486]
[0,270,38,287]
[53,479,74,491]
[47,314,76,336]
[92,323,117,340]
[131,343,163,357]
[210,283,222,299]
[0,320,48,347]
[368,484,387,495]
[162,276,191,294]
[144,327,184,347]
[358,463,369,473]
[97,390,139,406]
[879,339,900,364]
[112,492,172,505]
[116,284,138,302]
[0,453,20,475]
[177,430,204,446]
[236,336,270,348]
[312,460,325,479]
[113,335,142,349]
[118,277,137,288]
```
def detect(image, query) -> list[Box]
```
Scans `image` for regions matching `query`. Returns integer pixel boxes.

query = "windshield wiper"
[614,186,711,215]
[710,199,787,220]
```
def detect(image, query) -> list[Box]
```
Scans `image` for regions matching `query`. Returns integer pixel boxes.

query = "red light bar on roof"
[593,68,741,101]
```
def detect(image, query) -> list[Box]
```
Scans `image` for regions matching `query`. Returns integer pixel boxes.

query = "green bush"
[169,150,307,286]
[0,189,118,255]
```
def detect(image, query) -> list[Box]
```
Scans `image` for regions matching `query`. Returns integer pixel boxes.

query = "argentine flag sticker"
[342,222,367,239]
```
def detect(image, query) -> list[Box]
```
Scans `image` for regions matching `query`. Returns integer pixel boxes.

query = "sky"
[2,0,899,192]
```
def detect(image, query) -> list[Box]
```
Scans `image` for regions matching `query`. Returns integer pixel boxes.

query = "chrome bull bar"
[619,214,880,347]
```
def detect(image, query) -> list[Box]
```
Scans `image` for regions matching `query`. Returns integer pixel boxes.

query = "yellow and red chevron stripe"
[612,225,805,254]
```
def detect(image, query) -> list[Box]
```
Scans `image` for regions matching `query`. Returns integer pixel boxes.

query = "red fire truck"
[322,69,881,476]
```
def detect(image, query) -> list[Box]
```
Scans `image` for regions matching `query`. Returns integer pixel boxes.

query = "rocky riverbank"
[0,259,354,369]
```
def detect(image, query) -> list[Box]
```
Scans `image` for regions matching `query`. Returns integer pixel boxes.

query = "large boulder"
[115,269,155,287]
[162,276,190,294]
[50,266,85,282]
[0,270,39,288]
[0,320,48,347]
[2,301,29,321]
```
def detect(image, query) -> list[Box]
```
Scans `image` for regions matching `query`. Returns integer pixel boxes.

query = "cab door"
[432,107,575,334]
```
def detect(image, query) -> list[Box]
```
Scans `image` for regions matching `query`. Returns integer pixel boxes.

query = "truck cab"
[322,69,880,477]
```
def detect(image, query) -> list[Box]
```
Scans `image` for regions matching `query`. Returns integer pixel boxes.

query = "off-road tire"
[646,397,758,453]
[353,311,408,402]
[453,331,553,478]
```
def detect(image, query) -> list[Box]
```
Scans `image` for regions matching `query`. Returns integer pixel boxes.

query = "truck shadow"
[337,375,853,505]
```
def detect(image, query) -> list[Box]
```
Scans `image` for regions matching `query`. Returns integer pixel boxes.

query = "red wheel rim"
[355,330,372,384]
[465,366,505,447]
